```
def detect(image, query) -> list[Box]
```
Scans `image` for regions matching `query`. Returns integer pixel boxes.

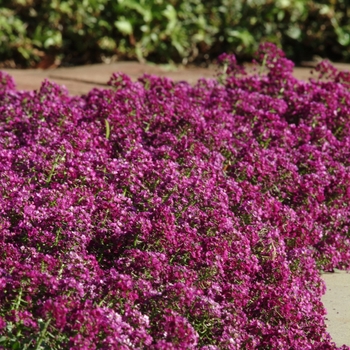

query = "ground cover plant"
[0,43,350,349]
[1,0,350,68]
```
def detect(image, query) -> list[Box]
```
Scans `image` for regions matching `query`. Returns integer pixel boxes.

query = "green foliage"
[0,0,350,67]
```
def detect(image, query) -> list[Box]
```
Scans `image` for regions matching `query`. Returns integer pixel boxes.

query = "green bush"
[0,0,350,68]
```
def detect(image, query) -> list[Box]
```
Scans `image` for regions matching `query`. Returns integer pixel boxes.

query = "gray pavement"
[1,61,350,347]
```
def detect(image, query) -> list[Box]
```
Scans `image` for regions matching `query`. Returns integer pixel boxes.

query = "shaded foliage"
[0,0,350,68]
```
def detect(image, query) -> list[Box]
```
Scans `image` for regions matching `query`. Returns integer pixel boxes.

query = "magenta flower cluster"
[1,43,350,349]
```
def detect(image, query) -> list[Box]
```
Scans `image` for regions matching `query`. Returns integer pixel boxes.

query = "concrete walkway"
[2,61,317,96]
[322,270,350,347]
[3,62,220,96]
[2,61,350,347]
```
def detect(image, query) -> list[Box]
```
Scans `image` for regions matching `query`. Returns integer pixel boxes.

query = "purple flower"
[0,43,349,349]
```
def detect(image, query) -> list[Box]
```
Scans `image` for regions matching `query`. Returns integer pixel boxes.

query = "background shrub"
[0,1,349,68]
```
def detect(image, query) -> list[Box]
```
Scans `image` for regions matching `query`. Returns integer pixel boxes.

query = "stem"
[259,53,268,75]
[46,155,61,183]
[105,119,111,140]
[13,287,23,310]
[35,318,51,350]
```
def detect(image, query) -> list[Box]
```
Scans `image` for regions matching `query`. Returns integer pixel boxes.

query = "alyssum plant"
[0,43,349,349]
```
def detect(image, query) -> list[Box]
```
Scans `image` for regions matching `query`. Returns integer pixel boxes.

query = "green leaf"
[335,27,350,46]
[18,47,30,60]
[226,29,255,47]
[114,18,133,35]
[98,36,116,50]
[59,2,73,15]
[44,32,62,48]
[105,119,111,140]
[286,25,301,40]
[339,32,350,46]
[277,10,285,21]
[118,0,152,22]
[0,336,7,343]
[163,5,177,33]
[276,0,291,8]
[135,43,144,62]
